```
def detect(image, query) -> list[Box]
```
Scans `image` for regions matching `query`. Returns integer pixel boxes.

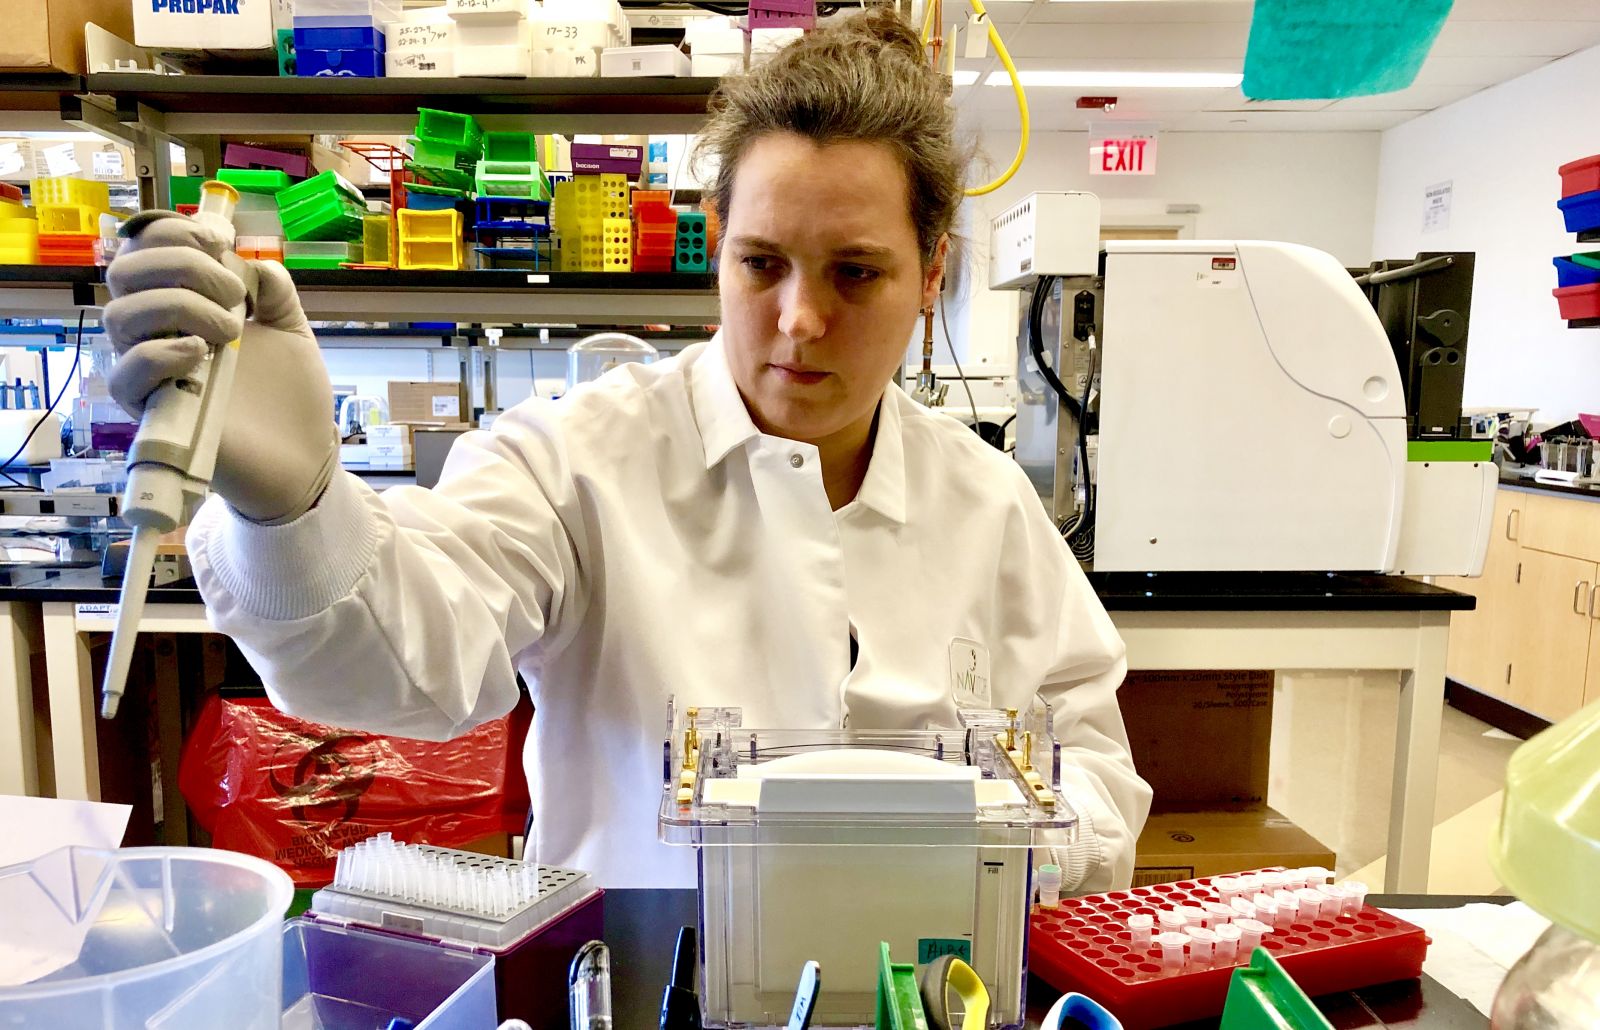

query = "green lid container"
[415,108,483,151]
[169,176,204,209]
[1492,700,1600,943]
[217,168,293,196]
[1572,252,1600,271]
[276,170,367,242]
[483,131,538,164]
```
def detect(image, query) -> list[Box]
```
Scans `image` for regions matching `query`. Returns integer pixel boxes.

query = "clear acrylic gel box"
[659,698,1077,1029]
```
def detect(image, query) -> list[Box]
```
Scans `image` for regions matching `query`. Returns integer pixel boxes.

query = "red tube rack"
[1028,869,1429,1029]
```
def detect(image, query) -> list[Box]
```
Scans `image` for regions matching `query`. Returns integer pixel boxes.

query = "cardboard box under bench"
[0,0,133,73]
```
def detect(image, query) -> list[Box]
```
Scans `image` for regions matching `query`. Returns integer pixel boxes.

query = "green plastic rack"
[1219,950,1335,1030]
[276,170,367,242]
[218,168,293,196]
[876,943,929,1030]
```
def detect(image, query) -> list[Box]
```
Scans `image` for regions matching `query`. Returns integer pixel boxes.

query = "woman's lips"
[770,363,830,385]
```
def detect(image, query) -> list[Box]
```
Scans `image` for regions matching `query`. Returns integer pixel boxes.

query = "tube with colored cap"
[100,181,244,720]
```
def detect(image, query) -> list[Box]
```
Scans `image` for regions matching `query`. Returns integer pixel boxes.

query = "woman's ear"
[922,234,951,310]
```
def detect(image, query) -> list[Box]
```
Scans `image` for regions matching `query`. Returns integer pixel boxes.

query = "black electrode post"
[659,926,702,1030]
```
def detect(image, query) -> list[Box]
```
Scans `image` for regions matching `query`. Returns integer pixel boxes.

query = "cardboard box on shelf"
[1119,669,1273,808]
[0,0,134,73]
[134,0,275,51]
[370,421,473,448]
[388,381,469,423]
[1133,807,1335,886]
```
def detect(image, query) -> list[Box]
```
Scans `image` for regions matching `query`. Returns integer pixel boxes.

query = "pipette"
[100,181,244,719]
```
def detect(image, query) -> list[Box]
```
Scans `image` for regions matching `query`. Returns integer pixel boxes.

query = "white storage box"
[385,8,456,77]
[459,19,535,76]
[691,52,742,76]
[446,0,532,18]
[233,208,285,237]
[531,47,602,76]
[601,44,689,77]
[135,0,275,50]
[294,0,402,20]
[365,424,410,447]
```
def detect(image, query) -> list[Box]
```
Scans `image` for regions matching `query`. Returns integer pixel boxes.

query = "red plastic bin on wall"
[1555,283,1600,321]
[1028,869,1429,1030]
[1560,155,1600,199]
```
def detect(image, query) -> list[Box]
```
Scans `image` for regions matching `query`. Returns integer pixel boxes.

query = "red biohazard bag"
[179,693,531,887]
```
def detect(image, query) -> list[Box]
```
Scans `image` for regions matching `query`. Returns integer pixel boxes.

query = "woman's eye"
[742,255,775,272]
[839,265,880,283]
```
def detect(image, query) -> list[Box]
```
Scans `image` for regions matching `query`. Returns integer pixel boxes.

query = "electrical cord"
[0,309,84,491]
[1026,278,1096,556]
[937,289,980,432]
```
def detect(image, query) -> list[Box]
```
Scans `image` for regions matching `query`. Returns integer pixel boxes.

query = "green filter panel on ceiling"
[1242,0,1454,100]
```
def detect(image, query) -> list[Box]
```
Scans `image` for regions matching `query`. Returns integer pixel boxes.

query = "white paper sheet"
[0,795,131,986]
[1383,902,1551,1016]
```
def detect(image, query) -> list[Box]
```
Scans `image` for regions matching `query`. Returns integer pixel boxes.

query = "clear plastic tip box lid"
[658,696,1079,846]
[658,697,1077,1030]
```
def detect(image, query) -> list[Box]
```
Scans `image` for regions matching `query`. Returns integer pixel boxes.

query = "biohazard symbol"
[267,732,380,825]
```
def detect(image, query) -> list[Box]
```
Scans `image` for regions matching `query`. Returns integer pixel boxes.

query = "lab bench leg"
[152,634,188,845]
[1386,612,1450,894]
[43,602,99,801]
[0,601,41,795]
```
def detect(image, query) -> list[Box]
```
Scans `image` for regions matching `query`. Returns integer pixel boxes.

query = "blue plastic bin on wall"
[1558,190,1600,234]
[1554,256,1600,288]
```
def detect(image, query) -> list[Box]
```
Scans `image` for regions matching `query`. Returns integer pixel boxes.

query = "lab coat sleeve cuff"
[1052,793,1103,891]
[190,470,380,622]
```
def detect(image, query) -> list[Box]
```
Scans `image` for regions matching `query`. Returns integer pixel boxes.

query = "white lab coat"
[189,335,1151,888]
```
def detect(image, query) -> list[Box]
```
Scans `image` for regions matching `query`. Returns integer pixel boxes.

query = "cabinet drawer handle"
[1577,581,1591,616]
[1506,508,1521,541]
[1591,585,1599,620]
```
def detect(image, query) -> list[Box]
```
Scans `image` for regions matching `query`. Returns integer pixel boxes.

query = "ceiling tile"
[1446,0,1600,21]
[982,0,1254,26]
[1430,19,1600,57]
[1201,89,1335,112]
[1409,52,1550,86]
[1322,83,1481,112]
[1173,110,1421,131]
[963,21,1248,60]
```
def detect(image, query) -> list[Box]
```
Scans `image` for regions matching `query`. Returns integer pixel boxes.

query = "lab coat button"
[790,454,804,468]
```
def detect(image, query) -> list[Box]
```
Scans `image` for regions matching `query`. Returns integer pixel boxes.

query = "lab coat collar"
[693,332,907,525]
[694,332,762,470]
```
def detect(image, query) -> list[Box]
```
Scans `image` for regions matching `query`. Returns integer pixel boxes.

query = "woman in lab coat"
[101,9,1151,889]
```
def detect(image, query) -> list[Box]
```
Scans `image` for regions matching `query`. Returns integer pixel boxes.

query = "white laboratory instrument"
[101,181,246,719]
[991,191,1496,575]
[660,699,1068,1030]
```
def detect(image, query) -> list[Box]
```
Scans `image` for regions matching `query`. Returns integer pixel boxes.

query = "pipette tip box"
[310,836,603,1029]
[1028,868,1427,1029]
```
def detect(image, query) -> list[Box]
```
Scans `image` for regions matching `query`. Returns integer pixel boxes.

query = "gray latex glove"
[104,210,339,524]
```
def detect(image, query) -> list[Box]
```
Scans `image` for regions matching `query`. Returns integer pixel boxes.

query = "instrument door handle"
[1576,581,1591,616]
[1506,508,1521,542]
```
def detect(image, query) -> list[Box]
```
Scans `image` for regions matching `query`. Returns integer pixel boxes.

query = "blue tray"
[297,47,384,77]
[1555,256,1600,287]
[1558,189,1600,234]
[406,192,461,211]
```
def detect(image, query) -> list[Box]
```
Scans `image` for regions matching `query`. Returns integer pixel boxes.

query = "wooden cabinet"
[1445,485,1600,722]
[1440,490,1523,697]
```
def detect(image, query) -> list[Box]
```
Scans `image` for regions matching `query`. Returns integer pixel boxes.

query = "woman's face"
[718,132,946,445]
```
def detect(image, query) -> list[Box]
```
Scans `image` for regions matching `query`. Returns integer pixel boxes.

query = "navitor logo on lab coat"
[949,638,992,707]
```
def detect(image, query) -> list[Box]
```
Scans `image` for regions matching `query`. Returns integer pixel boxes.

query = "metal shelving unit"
[0,266,720,324]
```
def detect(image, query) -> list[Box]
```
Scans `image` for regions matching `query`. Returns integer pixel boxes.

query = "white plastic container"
[0,846,293,1030]
[446,0,532,18]
[0,409,62,465]
[601,44,690,78]
[691,52,743,76]
[135,0,275,50]
[293,0,402,22]
[386,7,458,77]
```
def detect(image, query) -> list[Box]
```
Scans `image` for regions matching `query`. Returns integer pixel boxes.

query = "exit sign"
[1090,136,1157,175]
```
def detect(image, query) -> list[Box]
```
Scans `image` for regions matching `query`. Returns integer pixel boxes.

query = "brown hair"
[694,7,966,263]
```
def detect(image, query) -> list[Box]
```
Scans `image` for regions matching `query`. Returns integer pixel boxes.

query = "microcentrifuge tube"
[1155,931,1189,972]
[1260,870,1288,893]
[1230,895,1257,922]
[1295,887,1325,921]
[1321,884,1351,917]
[1157,909,1188,934]
[1234,918,1271,955]
[1237,873,1263,894]
[1212,876,1241,903]
[1252,893,1279,928]
[1185,926,1218,969]
[1176,905,1207,928]
[1127,913,1155,948]
[1301,866,1333,886]
[1342,880,1370,914]
[1274,889,1300,923]
[1214,923,1242,966]
[1203,901,1235,928]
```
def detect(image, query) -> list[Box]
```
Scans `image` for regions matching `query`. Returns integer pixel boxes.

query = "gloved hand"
[104,211,339,524]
